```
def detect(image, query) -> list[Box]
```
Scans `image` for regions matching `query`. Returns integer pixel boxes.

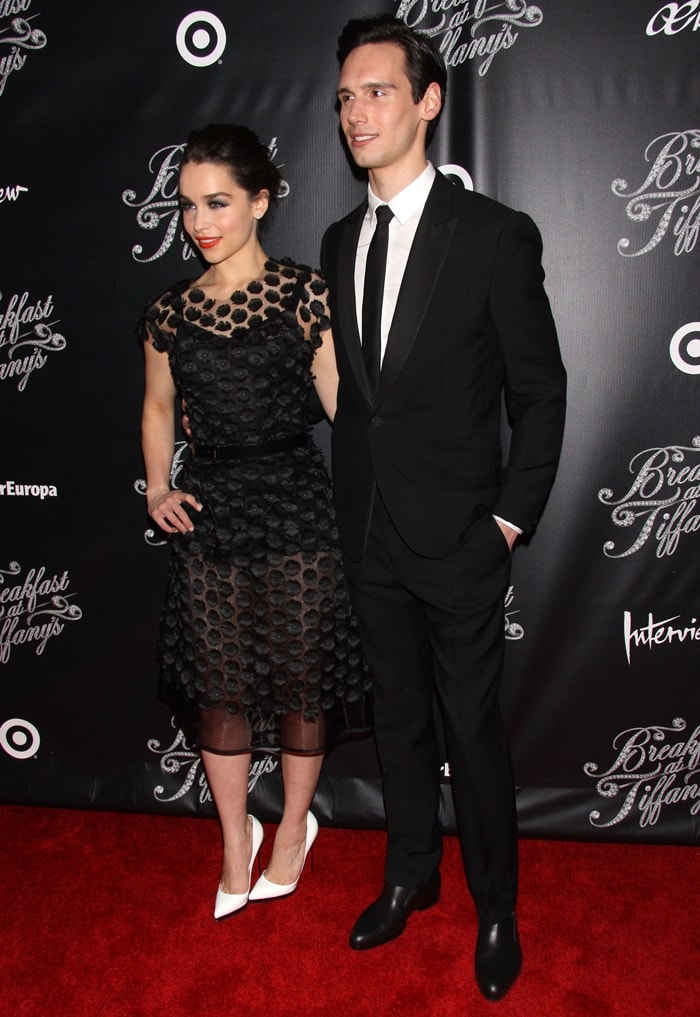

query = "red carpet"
[0,805,697,1016]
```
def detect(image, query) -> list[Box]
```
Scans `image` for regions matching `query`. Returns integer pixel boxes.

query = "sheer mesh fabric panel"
[188,550,335,754]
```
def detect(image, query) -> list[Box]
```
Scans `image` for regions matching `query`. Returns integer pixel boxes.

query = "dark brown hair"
[181,124,282,204]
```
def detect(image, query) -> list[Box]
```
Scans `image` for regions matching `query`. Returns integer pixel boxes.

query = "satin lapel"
[334,203,374,405]
[377,176,457,404]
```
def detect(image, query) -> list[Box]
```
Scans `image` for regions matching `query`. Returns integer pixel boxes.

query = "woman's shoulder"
[138,279,192,346]
[265,258,329,334]
[152,278,193,307]
[268,257,326,288]
[143,278,192,318]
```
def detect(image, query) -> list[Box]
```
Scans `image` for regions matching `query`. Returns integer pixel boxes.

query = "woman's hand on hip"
[147,488,202,533]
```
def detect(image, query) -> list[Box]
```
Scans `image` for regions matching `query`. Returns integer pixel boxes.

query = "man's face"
[337,42,433,176]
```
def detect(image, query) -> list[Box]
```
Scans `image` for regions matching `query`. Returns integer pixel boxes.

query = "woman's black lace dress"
[141,258,370,755]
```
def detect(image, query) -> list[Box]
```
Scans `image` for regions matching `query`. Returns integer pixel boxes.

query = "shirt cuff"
[492,515,522,535]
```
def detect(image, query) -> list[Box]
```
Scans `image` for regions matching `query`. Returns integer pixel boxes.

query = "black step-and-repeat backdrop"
[1,1,698,843]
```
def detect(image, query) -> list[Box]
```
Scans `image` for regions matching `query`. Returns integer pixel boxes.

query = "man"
[321,15,566,1002]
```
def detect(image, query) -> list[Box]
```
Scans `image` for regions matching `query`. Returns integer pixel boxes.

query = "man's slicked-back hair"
[337,14,447,143]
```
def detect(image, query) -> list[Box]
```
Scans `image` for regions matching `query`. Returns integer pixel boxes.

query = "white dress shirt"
[353,162,521,537]
[354,162,435,364]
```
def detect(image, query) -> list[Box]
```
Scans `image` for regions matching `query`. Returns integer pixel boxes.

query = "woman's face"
[178,160,268,265]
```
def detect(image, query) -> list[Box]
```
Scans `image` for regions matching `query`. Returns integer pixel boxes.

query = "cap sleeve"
[137,286,184,354]
[297,269,331,352]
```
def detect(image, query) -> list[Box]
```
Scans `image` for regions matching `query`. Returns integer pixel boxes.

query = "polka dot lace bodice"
[143,258,331,449]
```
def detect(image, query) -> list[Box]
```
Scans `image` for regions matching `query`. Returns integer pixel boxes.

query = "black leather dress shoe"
[349,874,441,950]
[474,913,522,1001]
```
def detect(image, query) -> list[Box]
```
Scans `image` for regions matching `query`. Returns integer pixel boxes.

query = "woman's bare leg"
[201,749,254,892]
[263,751,323,885]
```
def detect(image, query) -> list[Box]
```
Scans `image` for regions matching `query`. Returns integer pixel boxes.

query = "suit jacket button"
[371,416,384,427]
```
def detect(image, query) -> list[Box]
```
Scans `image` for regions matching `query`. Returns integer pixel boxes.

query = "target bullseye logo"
[176,11,227,67]
[0,718,40,759]
[670,322,700,375]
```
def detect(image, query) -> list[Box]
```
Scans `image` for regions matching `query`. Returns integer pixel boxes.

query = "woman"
[140,124,369,920]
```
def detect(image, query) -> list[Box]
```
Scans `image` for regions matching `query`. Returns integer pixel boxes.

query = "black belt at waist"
[191,432,309,461]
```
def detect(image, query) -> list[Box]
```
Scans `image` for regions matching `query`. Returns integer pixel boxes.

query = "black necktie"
[362,204,394,393]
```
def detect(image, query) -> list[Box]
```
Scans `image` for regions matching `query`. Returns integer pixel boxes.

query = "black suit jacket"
[321,171,567,561]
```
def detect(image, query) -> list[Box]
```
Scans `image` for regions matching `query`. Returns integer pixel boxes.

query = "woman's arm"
[141,341,201,533]
[311,327,339,422]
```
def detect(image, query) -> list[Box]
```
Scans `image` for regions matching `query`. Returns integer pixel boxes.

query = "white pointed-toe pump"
[249,811,318,901]
[214,814,264,920]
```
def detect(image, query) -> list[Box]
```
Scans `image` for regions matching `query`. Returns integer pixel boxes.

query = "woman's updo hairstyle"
[181,124,282,212]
